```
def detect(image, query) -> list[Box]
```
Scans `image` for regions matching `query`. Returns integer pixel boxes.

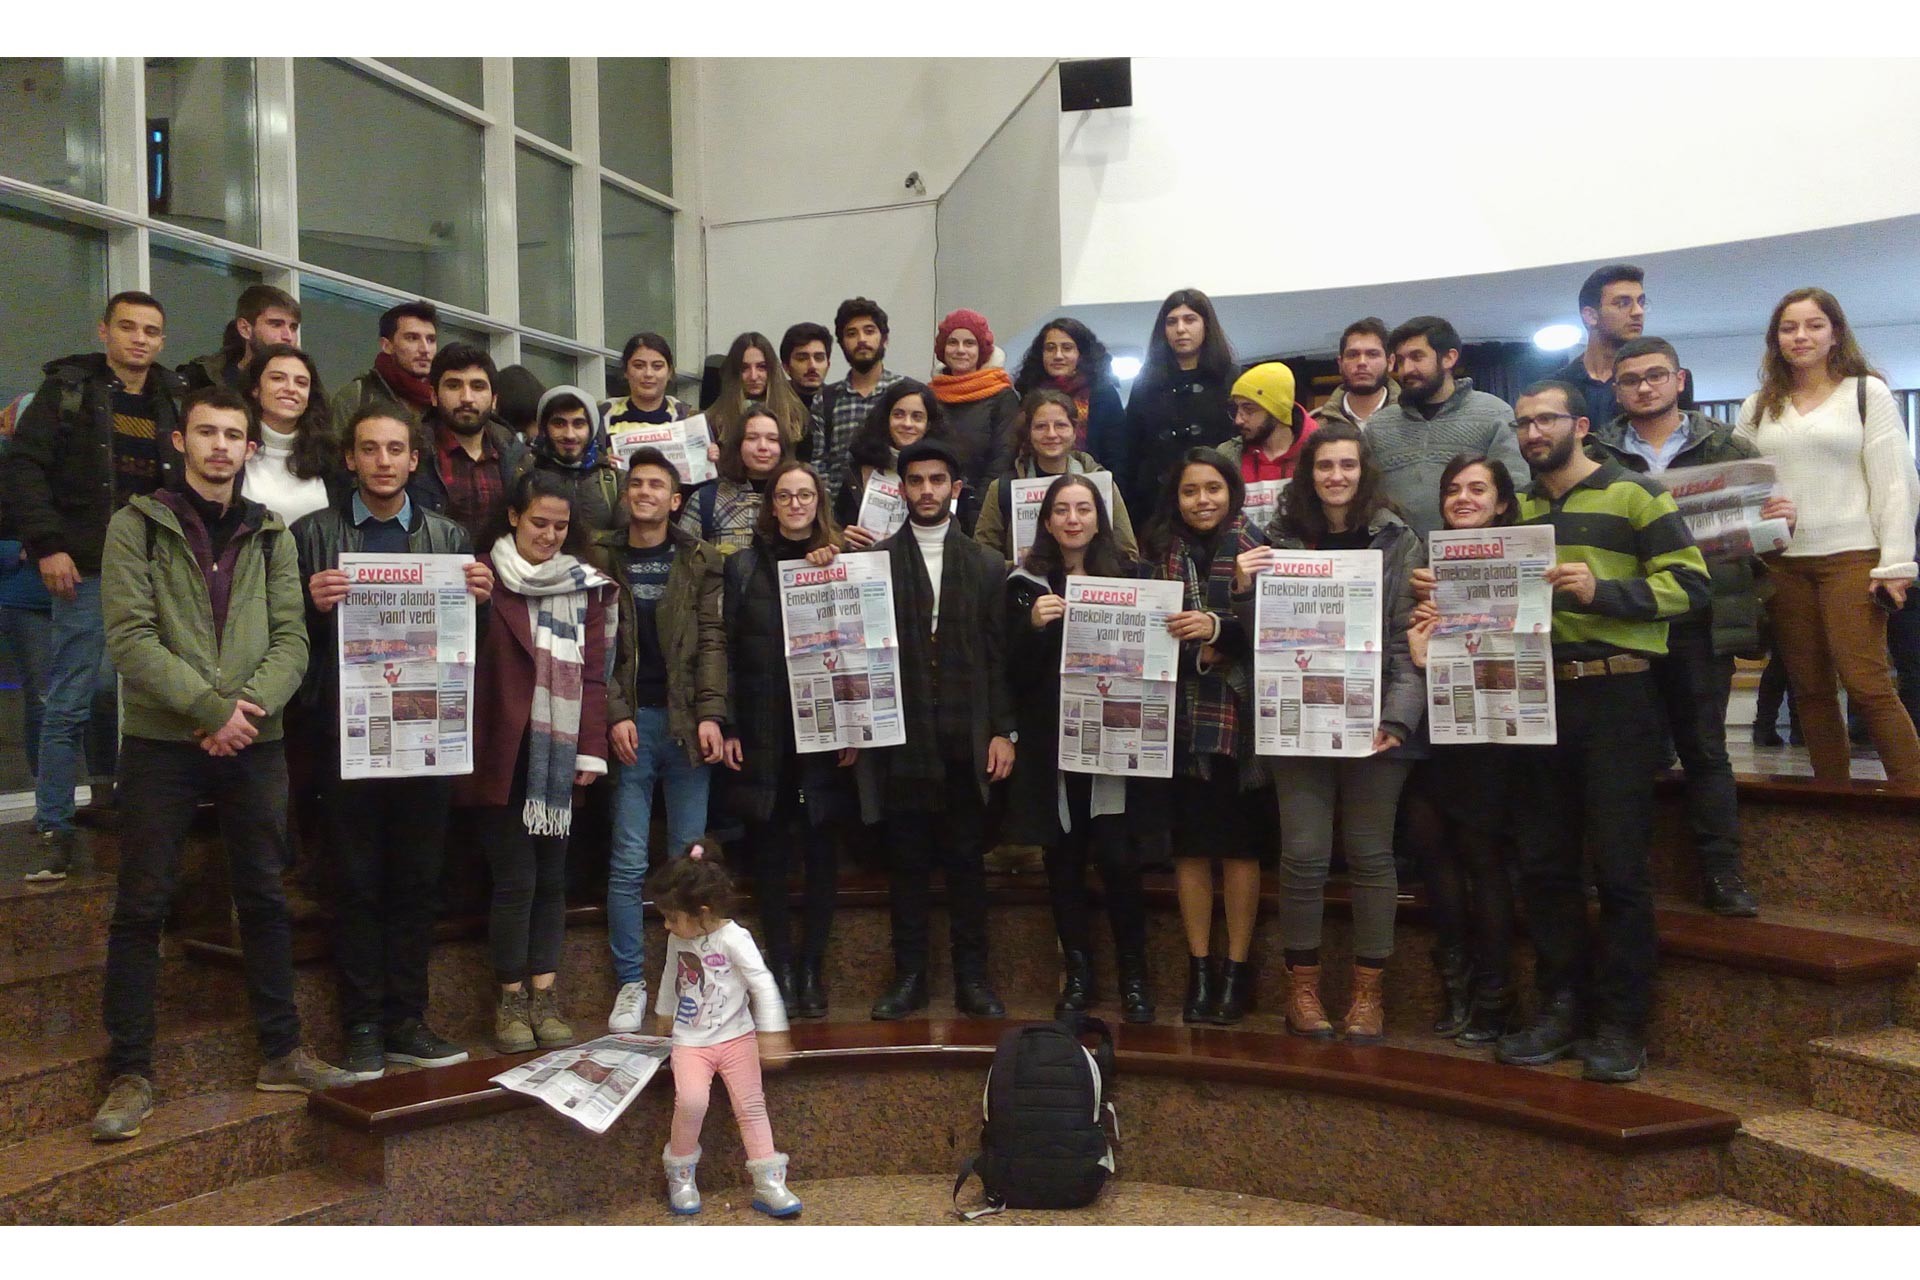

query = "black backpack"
[952,1016,1117,1219]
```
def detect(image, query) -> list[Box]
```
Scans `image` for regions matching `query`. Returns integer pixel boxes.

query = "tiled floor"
[1724,687,1888,782]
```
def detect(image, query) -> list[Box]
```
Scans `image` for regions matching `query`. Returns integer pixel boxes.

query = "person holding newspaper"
[1233,421,1424,1043]
[1146,446,1269,1025]
[833,379,947,549]
[1005,473,1158,1023]
[458,468,617,1054]
[974,388,1139,565]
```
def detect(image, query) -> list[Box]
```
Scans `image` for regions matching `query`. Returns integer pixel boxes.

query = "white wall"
[1059,58,1920,309]
[1682,324,1920,405]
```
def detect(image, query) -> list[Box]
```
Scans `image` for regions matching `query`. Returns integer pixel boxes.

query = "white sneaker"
[608,981,648,1033]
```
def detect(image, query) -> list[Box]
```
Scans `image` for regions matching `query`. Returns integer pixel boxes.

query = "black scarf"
[885,521,987,810]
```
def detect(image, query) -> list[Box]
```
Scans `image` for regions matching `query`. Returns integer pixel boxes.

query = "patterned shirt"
[110,387,161,508]
[811,368,905,498]
[434,423,503,543]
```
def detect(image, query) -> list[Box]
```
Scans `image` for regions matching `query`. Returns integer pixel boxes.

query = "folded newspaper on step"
[490,1033,672,1134]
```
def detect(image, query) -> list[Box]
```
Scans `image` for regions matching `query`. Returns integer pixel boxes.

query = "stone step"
[120,1165,381,1225]
[1727,1108,1920,1224]
[0,943,250,1046]
[1810,1026,1920,1136]
[1630,1194,1799,1225]
[0,1088,320,1225]
[0,872,114,958]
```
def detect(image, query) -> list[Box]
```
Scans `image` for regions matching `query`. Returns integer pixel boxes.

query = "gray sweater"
[1364,378,1523,537]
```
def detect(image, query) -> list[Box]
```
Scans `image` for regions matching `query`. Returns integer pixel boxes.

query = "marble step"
[121,1165,381,1225]
[1727,1108,1920,1225]
[1630,1194,1799,1225]
[0,872,114,957]
[1810,1026,1920,1136]
[0,943,251,1045]
[0,1088,320,1225]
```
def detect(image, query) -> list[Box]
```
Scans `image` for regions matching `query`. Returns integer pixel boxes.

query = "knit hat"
[1230,362,1296,425]
[935,309,995,367]
[535,384,604,437]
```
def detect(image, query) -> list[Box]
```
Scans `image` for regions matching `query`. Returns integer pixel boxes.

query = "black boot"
[1208,959,1253,1025]
[1181,956,1214,1025]
[794,959,828,1019]
[1455,977,1516,1045]
[1431,945,1473,1037]
[773,961,796,1009]
[869,970,928,1021]
[1117,952,1155,1025]
[1056,949,1095,1017]
[1495,990,1580,1065]
[955,974,1006,1019]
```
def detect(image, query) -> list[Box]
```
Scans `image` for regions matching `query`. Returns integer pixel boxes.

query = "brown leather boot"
[1343,964,1386,1043]
[1284,963,1334,1040]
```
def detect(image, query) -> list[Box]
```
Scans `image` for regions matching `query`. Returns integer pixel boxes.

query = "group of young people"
[5,259,1916,1155]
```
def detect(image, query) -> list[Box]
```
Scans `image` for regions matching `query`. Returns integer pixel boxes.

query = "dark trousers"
[1651,618,1742,879]
[1044,773,1147,961]
[478,745,569,984]
[1754,654,1796,739]
[750,782,839,971]
[1513,671,1662,1033]
[1417,748,1515,986]
[104,737,300,1076]
[324,763,452,1029]
[886,758,991,977]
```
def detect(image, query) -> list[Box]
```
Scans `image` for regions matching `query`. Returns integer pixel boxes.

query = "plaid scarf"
[1158,517,1258,777]
[489,536,615,836]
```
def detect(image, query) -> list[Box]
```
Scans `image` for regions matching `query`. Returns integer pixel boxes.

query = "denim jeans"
[0,604,52,778]
[607,706,712,985]
[37,577,111,832]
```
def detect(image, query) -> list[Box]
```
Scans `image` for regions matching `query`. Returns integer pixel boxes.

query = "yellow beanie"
[1230,362,1296,424]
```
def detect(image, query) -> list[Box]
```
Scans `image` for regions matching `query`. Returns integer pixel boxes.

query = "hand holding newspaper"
[1660,458,1791,559]
[779,551,905,752]
[1057,575,1181,778]
[608,413,717,487]
[1010,473,1113,563]
[1251,550,1383,757]
[337,553,478,778]
[1424,528,1557,745]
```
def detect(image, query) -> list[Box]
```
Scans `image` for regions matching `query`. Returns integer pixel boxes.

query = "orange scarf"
[930,366,1014,405]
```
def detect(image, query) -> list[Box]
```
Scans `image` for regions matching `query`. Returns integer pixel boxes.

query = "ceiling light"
[1111,355,1143,381]
[1532,324,1583,352]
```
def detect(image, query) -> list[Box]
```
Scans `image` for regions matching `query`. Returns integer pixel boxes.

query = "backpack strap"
[1859,376,1869,428]
[951,1156,1005,1221]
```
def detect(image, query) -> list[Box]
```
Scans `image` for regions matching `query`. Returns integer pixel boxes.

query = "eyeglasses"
[1614,368,1674,392]
[772,491,817,507]
[1508,413,1576,433]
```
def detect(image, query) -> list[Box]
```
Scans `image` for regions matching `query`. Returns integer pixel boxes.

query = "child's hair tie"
[689,843,704,861]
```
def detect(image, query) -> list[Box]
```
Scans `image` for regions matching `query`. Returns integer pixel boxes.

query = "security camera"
[904,171,925,195]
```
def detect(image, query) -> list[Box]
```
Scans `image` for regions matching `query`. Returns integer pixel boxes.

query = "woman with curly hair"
[1012,317,1127,476]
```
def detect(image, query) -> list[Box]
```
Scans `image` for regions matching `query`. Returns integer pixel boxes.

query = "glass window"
[0,57,105,203]
[148,241,264,377]
[597,59,672,194]
[294,60,487,312]
[0,202,106,404]
[379,58,483,106]
[601,184,675,357]
[143,58,259,246]
[514,58,570,147]
[516,146,574,337]
[519,343,578,394]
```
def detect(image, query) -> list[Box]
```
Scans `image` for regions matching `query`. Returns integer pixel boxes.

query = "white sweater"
[1736,376,1920,577]
[654,919,789,1046]
[242,426,332,526]
[914,519,949,631]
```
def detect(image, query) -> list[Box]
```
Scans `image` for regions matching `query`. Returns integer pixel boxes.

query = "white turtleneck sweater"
[913,518,949,632]
[242,423,331,526]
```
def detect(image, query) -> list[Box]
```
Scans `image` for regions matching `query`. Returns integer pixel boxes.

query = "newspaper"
[490,1033,671,1135]
[1008,472,1114,563]
[1425,527,1558,745]
[1058,575,1181,778]
[608,412,716,487]
[855,469,907,540]
[1252,550,1383,757]
[1241,480,1285,534]
[779,551,906,752]
[337,553,476,778]
[1661,458,1791,560]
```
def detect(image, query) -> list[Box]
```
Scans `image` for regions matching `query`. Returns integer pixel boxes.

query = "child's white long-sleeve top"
[654,920,790,1046]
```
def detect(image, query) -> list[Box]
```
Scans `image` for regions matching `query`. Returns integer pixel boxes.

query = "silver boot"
[663,1143,702,1215]
[747,1152,802,1217]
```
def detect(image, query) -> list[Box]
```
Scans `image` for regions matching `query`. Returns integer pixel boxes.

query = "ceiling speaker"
[1059,59,1132,112]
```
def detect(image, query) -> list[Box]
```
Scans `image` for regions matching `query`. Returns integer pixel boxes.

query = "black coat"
[721,538,856,826]
[1123,368,1236,524]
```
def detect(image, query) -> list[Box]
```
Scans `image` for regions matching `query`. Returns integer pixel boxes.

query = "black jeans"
[478,743,569,984]
[886,758,991,978]
[104,737,301,1076]
[1044,772,1147,962]
[750,770,839,970]
[324,761,452,1029]
[1651,618,1743,879]
[1417,747,1515,986]
[1512,671,1662,1033]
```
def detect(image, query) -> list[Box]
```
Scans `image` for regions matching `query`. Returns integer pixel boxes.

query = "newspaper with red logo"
[1058,575,1182,778]
[778,551,905,752]
[855,469,907,540]
[1661,459,1790,560]
[1425,528,1556,745]
[1009,472,1114,563]
[491,1033,671,1135]
[1252,550,1383,757]
[337,553,477,778]
[609,413,716,487]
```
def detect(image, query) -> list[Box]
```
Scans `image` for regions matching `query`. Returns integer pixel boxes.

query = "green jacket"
[590,525,729,767]
[102,492,308,744]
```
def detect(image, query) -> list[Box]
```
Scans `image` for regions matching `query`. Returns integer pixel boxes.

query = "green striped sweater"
[1515,458,1710,660]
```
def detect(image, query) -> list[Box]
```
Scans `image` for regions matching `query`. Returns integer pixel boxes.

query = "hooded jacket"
[522,384,625,533]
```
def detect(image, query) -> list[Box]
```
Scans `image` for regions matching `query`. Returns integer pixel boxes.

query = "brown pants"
[1767,550,1920,789]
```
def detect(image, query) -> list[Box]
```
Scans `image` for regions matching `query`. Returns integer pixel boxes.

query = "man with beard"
[781,322,833,415]
[525,386,625,533]
[1217,361,1316,486]
[332,301,440,439]
[859,440,1015,1021]
[179,286,302,393]
[1495,381,1709,1085]
[1364,315,1525,536]
[1312,318,1398,431]
[809,298,903,498]
[1551,265,1647,431]
[408,343,528,542]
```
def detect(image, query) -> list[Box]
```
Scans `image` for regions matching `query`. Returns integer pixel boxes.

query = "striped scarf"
[489,536,615,836]
[1158,517,1258,777]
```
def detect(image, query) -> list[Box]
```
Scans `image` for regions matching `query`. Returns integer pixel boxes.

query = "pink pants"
[668,1031,776,1160]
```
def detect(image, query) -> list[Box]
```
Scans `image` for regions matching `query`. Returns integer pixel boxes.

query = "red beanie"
[936,308,994,365]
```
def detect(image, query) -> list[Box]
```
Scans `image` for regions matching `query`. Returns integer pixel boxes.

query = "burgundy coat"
[453,553,613,809]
